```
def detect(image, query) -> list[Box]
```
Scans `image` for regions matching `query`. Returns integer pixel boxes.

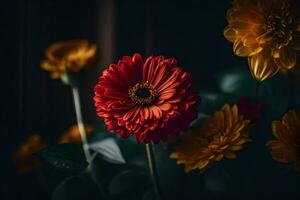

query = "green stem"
[72,87,110,199]
[71,87,92,163]
[145,143,164,200]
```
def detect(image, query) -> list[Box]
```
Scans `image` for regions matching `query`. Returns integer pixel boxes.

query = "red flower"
[94,53,199,143]
[238,96,261,122]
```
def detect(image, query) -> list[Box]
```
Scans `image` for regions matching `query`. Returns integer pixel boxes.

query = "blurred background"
[1,0,300,200]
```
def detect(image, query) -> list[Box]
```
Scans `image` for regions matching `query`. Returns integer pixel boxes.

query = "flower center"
[264,3,294,49]
[128,82,157,105]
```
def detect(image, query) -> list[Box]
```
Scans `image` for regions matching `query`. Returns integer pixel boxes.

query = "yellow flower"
[224,0,300,81]
[58,124,94,144]
[14,134,46,173]
[266,110,300,171]
[41,39,97,79]
[170,104,251,172]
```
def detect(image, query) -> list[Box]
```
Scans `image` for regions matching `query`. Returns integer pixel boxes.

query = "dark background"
[1,0,299,200]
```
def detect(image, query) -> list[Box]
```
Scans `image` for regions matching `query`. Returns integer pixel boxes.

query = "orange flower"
[170,105,251,172]
[58,124,94,144]
[41,39,97,79]
[224,0,300,81]
[266,110,300,171]
[14,134,46,173]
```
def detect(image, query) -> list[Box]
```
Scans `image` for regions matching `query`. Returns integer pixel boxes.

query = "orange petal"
[159,103,172,111]
[150,106,163,119]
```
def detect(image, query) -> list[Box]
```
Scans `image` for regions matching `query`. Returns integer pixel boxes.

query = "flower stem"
[145,143,164,200]
[72,87,110,200]
[71,86,92,163]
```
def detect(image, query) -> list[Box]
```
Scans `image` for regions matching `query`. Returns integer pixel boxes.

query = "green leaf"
[108,170,145,196]
[216,67,256,96]
[35,143,88,173]
[117,137,147,168]
[90,138,126,164]
[190,113,209,128]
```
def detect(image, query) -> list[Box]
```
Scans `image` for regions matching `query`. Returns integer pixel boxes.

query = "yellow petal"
[233,39,262,57]
[224,104,233,131]
[224,27,238,43]
[248,51,279,81]
[274,47,296,72]
[271,121,295,145]
[50,72,61,79]
[272,148,295,163]
[282,110,300,128]
[231,105,239,124]
[184,165,193,173]
[229,145,242,151]
[213,154,224,161]
[197,160,210,170]
[224,152,237,159]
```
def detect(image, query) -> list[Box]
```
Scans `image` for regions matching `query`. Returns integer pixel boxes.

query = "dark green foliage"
[35,143,88,173]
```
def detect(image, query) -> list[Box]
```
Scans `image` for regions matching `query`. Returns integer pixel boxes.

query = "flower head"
[266,109,300,171]
[93,53,199,143]
[14,134,46,173]
[41,39,97,79]
[224,0,300,81]
[58,124,94,144]
[170,104,251,172]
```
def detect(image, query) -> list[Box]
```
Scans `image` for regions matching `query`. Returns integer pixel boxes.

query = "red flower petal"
[94,53,200,143]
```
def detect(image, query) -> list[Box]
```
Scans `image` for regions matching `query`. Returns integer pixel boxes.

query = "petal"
[123,107,140,121]
[224,152,237,159]
[149,106,163,119]
[248,51,279,81]
[267,141,295,163]
[228,145,242,151]
[224,27,238,42]
[132,53,144,67]
[233,39,262,57]
[152,60,174,87]
[223,104,233,130]
[159,89,176,100]
[197,160,209,170]
[141,107,150,120]
[274,47,296,72]
[158,103,172,111]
